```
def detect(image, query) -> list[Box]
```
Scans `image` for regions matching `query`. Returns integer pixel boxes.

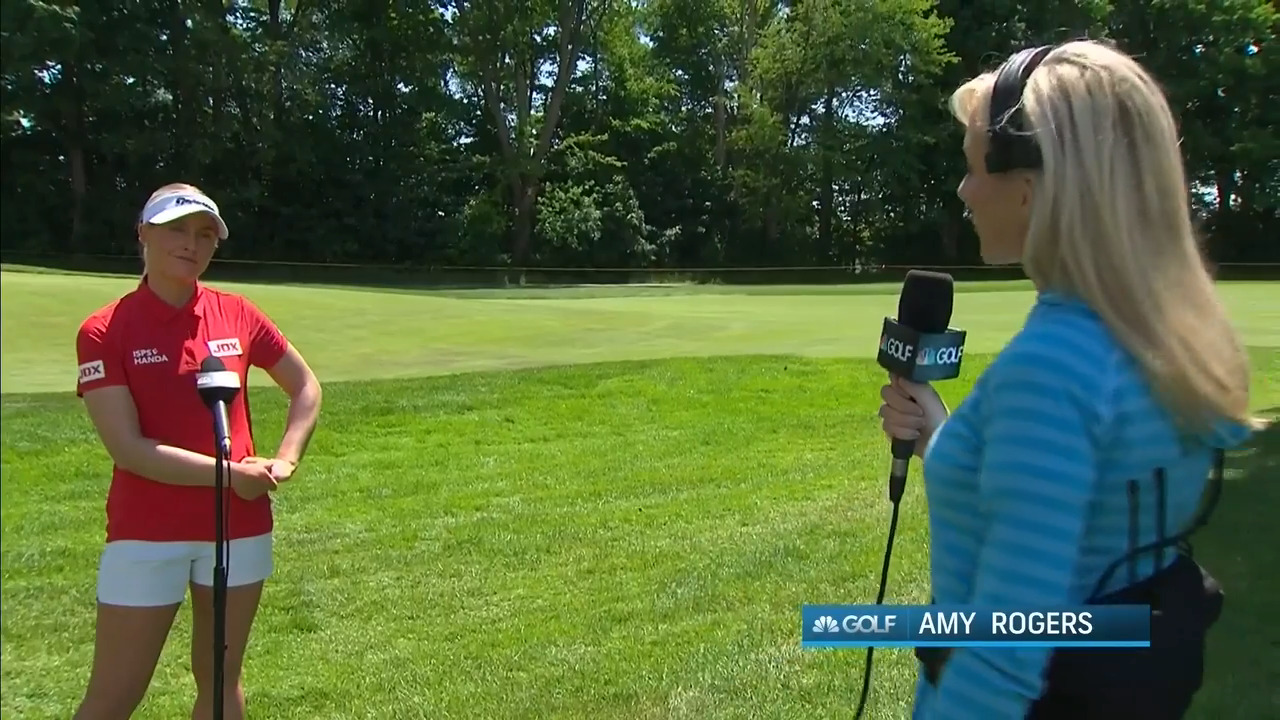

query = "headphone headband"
[985,45,1055,174]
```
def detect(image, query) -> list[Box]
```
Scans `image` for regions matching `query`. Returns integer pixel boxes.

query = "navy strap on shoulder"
[1088,449,1225,600]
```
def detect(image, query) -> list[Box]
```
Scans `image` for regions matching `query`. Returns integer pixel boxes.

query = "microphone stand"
[197,357,240,720]
[213,436,229,720]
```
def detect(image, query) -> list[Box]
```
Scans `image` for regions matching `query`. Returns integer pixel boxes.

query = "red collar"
[136,275,206,321]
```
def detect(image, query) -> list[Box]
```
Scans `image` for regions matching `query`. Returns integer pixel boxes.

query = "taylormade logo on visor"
[173,195,217,213]
[147,193,218,217]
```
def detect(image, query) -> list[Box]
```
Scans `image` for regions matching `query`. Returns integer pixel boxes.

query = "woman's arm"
[262,343,322,468]
[82,385,259,487]
[75,311,273,494]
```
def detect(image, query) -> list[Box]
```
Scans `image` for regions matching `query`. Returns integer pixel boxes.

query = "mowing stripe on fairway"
[2,270,1275,395]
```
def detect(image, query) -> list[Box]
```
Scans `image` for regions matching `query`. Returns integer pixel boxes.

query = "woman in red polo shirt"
[72,183,322,720]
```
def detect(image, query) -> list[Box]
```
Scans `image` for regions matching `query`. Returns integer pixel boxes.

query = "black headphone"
[984,44,1056,174]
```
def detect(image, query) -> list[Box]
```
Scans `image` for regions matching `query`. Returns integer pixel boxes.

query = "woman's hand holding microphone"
[878,376,950,459]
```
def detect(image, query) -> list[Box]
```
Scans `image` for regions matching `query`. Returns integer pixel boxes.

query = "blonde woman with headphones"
[879,40,1259,719]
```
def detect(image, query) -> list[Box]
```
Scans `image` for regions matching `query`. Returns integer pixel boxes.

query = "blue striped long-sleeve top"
[911,290,1253,720]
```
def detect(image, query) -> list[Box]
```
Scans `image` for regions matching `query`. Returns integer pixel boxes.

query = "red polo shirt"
[75,279,290,543]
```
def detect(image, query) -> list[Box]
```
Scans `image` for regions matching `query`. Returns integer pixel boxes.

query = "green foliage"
[539,135,655,266]
[1,0,1276,269]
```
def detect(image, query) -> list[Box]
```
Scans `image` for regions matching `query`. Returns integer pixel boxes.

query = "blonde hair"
[949,40,1256,432]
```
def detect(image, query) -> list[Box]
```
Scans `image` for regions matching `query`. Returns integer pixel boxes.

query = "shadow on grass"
[1192,411,1280,717]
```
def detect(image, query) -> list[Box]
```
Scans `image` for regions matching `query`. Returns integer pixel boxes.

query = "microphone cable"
[212,445,234,720]
[852,466,909,719]
[217,450,233,589]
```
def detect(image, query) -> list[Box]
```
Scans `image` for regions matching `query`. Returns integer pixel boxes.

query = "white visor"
[141,191,229,240]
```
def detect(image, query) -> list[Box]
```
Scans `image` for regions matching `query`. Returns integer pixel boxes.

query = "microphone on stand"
[852,269,968,719]
[197,356,239,455]
[196,356,240,720]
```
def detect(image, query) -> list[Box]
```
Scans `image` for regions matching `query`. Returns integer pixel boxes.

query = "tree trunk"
[511,179,539,265]
[819,86,835,257]
[714,56,728,169]
[63,57,87,255]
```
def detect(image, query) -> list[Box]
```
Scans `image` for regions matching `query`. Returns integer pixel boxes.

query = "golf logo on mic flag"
[801,604,1152,648]
[877,317,967,383]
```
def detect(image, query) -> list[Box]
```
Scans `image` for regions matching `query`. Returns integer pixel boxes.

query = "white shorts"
[97,533,273,607]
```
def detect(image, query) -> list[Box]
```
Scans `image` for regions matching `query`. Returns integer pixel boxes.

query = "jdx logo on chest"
[132,348,169,365]
[207,338,243,357]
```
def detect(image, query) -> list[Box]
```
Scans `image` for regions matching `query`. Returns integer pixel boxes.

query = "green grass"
[1,269,1276,719]
[4,270,1277,396]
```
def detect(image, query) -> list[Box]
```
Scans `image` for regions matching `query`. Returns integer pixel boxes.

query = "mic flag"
[196,356,240,455]
[877,320,967,382]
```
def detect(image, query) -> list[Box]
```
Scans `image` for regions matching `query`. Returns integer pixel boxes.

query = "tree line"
[2,0,1276,276]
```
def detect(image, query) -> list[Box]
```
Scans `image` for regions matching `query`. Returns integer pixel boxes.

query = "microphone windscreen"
[897,270,954,333]
[200,355,228,373]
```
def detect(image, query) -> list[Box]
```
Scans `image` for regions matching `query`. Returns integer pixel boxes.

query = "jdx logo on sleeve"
[207,338,243,357]
[78,360,106,385]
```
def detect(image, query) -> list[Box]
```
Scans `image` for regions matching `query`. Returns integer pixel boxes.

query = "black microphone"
[875,270,965,503]
[196,356,241,455]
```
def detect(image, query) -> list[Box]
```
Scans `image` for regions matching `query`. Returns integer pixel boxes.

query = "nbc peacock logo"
[812,615,839,633]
